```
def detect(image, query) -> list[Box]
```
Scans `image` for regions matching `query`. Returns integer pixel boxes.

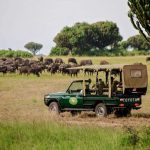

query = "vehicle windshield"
[67,81,83,94]
[67,80,91,94]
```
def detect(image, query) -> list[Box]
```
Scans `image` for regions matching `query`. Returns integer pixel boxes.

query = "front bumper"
[114,106,141,110]
[44,97,50,106]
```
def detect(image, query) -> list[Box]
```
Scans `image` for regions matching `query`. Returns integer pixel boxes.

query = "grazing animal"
[59,64,71,75]
[80,59,93,66]
[4,59,13,65]
[80,60,93,75]
[85,68,94,76]
[6,65,16,73]
[68,64,80,77]
[0,66,7,74]
[0,60,5,66]
[1,58,6,61]
[68,58,77,64]
[19,66,30,75]
[44,58,53,65]
[19,65,41,77]
[55,58,64,64]
[100,60,110,65]
[30,64,43,77]
[68,68,79,77]
[50,63,60,74]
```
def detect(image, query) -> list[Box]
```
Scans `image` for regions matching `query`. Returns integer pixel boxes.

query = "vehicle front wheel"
[49,102,60,116]
[95,103,107,117]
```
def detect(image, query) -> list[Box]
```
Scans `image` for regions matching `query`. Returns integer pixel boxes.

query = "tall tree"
[128,0,150,43]
[52,21,122,55]
[54,26,75,54]
[92,21,122,49]
[127,34,150,50]
[24,42,43,55]
[54,22,91,55]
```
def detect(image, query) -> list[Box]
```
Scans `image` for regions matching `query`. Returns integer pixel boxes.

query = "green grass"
[0,122,120,150]
[0,122,149,150]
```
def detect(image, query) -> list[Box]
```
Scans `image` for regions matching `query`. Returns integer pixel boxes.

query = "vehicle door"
[59,81,84,108]
[83,93,99,107]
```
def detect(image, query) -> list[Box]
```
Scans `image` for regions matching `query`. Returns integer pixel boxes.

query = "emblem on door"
[69,97,78,105]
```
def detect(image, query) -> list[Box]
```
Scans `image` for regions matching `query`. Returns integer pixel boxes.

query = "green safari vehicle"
[44,63,148,117]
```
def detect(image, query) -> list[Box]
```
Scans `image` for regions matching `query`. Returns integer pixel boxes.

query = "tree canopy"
[126,34,150,50]
[128,0,150,44]
[52,21,122,55]
[24,42,43,55]
[92,21,122,49]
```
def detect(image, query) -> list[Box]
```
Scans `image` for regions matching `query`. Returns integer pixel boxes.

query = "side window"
[68,82,83,93]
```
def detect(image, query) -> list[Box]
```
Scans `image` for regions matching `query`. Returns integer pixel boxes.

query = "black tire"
[49,102,60,115]
[95,103,107,117]
[70,111,81,117]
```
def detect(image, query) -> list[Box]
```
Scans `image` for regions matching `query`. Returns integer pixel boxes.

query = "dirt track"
[0,103,150,128]
[58,112,150,128]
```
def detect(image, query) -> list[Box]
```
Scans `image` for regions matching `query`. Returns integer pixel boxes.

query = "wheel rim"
[97,106,105,116]
[50,105,57,112]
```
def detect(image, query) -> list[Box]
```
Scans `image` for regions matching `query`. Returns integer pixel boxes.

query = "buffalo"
[59,64,71,75]
[19,65,42,77]
[68,58,77,64]
[0,66,7,74]
[80,60,93,75]
[80,59,93,66]
[55,58,64,64]
[100,60,110,65]
[6,65,16,73]
[50,63,60,74]
[44,58,53,65]
[68,65,79,77]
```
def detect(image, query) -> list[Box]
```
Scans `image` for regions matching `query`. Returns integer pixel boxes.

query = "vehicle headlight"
[45,95,51,99]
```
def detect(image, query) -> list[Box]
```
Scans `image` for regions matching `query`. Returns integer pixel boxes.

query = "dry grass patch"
[0,56,149,126]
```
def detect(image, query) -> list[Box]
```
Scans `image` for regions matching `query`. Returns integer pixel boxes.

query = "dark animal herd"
[0,57,106,77]
[0,57,149,77]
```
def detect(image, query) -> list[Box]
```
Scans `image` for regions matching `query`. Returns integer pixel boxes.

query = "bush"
[49,46,150,56]
[122,126,150,149]
[50,47,69,56]
[0,50,33,58]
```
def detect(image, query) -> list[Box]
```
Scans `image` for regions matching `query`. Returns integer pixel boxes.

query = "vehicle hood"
[46,92,67,97]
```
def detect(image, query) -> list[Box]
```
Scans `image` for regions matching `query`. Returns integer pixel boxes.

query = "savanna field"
[0,56,150,150]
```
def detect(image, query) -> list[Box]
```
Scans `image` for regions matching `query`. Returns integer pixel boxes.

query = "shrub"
[50,47,69,56]
[0,50,33,58]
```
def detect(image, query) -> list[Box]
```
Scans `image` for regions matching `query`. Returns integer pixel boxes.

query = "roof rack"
[68,64,130,71]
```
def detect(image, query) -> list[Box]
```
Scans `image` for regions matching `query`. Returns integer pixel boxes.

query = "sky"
[0,0,138,55]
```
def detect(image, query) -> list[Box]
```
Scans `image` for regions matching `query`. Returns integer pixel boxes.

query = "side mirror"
[68,89,72,94]
[66,89,70,94]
